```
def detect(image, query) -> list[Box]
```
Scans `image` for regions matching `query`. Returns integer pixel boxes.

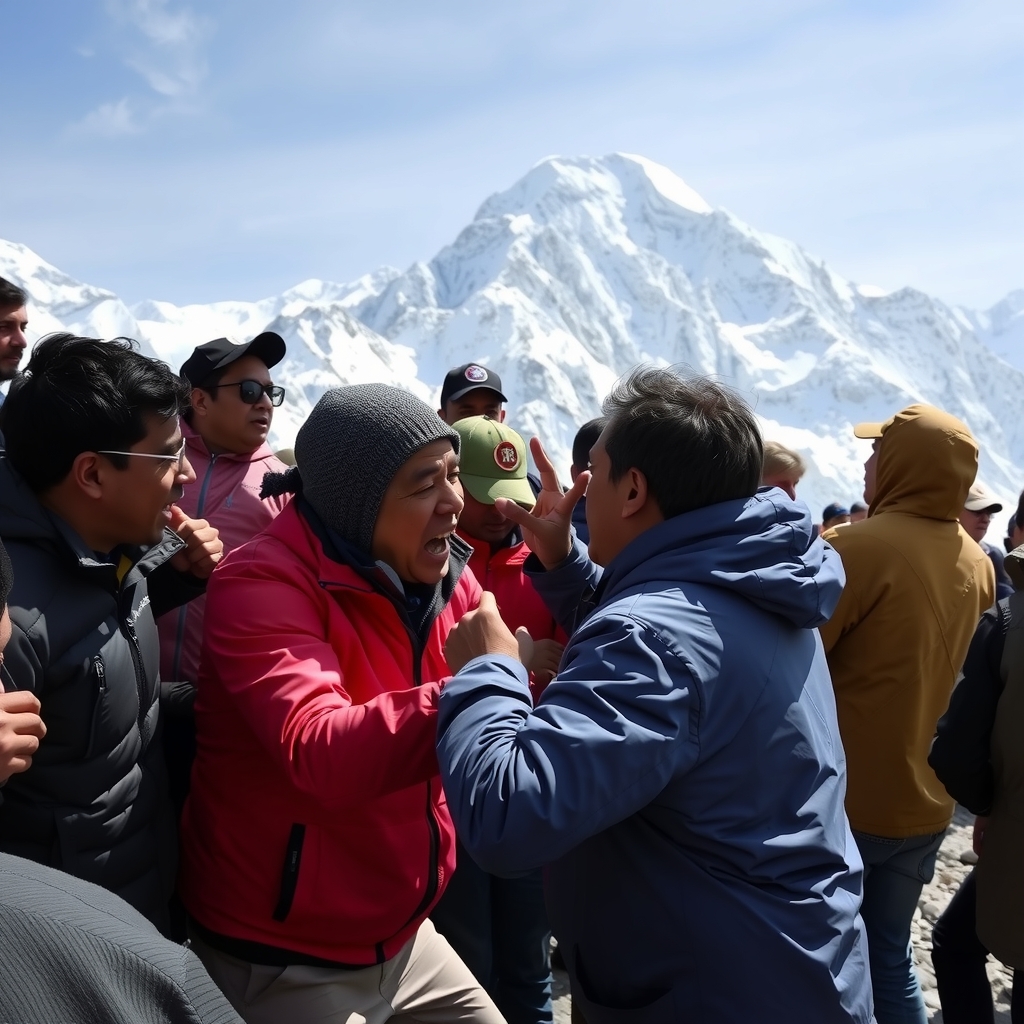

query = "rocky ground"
[549,806,1014,1022]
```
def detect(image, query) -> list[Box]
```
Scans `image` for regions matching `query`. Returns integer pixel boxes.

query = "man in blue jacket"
[438,367,873,1023]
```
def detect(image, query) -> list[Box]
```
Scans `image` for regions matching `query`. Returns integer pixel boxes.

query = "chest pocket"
[84,652,140,761]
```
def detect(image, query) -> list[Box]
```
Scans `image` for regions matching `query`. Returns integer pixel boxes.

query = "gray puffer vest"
[0,459,200,931]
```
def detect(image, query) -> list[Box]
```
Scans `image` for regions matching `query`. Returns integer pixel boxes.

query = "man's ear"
[620,467,650,520]
[69,451,107,500]
[191,387,210,418]
[499,408,506,423]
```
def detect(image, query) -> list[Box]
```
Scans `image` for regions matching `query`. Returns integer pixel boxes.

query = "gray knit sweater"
[0,854,241,1024]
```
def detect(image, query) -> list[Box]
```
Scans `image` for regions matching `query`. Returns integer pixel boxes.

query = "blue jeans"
[855,829,945,1024]
[431,839,553,1024]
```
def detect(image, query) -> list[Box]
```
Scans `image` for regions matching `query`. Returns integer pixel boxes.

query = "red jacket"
[156,421,290,685]
[179,501,480,965]
[461,530,563,643]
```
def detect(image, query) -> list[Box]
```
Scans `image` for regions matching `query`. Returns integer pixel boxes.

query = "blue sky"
[4,0,1022,308]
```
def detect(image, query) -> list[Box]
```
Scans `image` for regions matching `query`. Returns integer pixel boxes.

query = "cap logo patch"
[464,364,488,382]
[494,440,519,471]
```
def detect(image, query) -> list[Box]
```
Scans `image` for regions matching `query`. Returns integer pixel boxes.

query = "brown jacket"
[820,405,995,837]
[977,588,1024,968]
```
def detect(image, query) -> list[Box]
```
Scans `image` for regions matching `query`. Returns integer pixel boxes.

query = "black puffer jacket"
[0,459,203,931]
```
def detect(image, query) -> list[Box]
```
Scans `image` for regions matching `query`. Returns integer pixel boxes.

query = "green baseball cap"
[454,416,536,508]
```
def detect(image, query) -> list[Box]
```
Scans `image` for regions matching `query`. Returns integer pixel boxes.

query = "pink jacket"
[156,421,290,683]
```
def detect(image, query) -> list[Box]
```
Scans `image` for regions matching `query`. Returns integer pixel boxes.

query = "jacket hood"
[0,457,56,546]
[182,419,280,465]
[599,487,845,629]
[870,404,978,521]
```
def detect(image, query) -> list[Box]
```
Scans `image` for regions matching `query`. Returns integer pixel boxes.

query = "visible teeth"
[425,535,450,554]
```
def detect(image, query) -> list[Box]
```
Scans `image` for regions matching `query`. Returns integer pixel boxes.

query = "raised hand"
[167,505,224,579]
[494,437,589,569]
[0,690,46,783]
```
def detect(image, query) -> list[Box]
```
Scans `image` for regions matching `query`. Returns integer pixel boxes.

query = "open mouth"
[424,533,452,557]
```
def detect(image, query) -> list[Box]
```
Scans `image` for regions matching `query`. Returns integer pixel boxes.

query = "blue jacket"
[437,490,872,1023]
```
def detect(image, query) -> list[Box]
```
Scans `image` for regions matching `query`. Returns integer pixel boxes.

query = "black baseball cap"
[439,363,507,408]
[180,332,286,387]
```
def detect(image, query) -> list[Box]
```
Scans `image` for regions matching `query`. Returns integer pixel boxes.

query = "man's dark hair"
[0,334,190,493]
[601,367,763,519]
[572,417,607,473]
[0,277,27,311]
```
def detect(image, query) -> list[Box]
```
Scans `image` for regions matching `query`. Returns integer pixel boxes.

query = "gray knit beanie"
[293,384,460,553]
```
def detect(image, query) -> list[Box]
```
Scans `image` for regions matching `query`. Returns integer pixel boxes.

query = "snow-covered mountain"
[957,290,1024,375]
[2,153,1022,531]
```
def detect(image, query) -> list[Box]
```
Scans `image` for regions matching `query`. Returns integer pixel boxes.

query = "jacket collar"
[182,419,279,465]
[593,489,845,630]
[297,497,472,622]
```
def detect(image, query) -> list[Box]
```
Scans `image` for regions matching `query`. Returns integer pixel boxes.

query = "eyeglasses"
[206,380,286,407]
[97,440,189,473]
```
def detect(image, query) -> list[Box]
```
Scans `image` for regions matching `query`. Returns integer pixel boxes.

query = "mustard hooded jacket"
[820,404,995,837]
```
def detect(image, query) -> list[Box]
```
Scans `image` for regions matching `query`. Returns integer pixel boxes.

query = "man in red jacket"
[180,385,503,1024]
[432,416,563,1024]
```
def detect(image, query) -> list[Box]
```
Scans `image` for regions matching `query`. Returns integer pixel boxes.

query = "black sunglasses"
[207,380,286,407]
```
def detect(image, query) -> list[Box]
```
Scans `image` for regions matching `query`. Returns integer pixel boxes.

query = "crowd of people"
[0,270,1020,1024]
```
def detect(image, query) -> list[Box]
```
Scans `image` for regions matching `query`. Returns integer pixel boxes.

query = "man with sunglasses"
[156,335,292,809]
[0,333,223,934]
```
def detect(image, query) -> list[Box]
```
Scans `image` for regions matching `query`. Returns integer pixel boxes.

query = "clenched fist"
[445,592,521,674]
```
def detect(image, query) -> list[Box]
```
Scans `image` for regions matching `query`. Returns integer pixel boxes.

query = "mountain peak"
[473,153,714,229]
[605,153,714,215]
[3,153,1022,538]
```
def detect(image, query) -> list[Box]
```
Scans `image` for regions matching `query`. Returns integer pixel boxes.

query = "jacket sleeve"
[816,529,867,652]
[2,618,45,697]
[928,603,1007,814]
[523,537,603,636]
[436,612,702,875]
[201,565,444,809]
[148,560,207,619]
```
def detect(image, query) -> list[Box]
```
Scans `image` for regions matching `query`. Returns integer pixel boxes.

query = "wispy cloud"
[69,0,213,136]
[106,0,212,98]
[14,0,1021,308]
[69,97,140,137]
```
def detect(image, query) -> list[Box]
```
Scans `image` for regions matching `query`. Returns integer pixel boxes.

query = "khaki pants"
[189,919,506,1024]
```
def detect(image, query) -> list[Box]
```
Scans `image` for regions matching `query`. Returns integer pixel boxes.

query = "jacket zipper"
[399,778,441,934]
[118,586,151,738]
[321,579,444,939]
[272,823,306,921]
[171,453,217,680]
[397,621,442,932]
